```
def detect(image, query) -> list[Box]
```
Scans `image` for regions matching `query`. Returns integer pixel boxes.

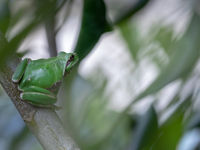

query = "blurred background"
[0,0,200,149]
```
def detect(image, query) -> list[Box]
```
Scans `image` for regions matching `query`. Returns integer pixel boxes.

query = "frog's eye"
[69,55,75,61]
[66,54,75,67]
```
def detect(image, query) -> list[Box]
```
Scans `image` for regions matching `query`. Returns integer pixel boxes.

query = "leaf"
[0,21,37,65]
[134,12,200,102]
[152,24,176,56]
[119,21,141,61]
[74,0,111,61]
[0,31,7,47]
[0,32,8,66]
[152,95,192,150]
[0,0,10,34]
[0,1,59,65]
[186,112,200,130]
[129,106,158,150]
[96,13,200,148]
[114,0,151,25]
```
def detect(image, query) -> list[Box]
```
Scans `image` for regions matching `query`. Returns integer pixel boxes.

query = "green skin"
[12,52,78,107]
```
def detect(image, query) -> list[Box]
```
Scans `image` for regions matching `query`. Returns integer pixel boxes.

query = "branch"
[55,0,74,34]
[45,17,58,57]
[0,56,80,150]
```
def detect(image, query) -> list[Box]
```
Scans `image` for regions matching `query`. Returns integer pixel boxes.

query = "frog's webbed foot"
[21,86,57,106]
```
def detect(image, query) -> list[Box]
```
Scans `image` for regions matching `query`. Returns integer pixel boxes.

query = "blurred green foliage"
[74,0,111,61]
[0,0,200,150]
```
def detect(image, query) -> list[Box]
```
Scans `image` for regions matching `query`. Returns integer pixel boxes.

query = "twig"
[45,17,58,57]
[55,0,74,34]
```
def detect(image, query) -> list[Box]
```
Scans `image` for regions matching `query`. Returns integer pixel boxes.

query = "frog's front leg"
[21,86,57,106]
[12,58,30,83]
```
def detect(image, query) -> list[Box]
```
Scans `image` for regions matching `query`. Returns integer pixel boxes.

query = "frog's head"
[58,51,79,72]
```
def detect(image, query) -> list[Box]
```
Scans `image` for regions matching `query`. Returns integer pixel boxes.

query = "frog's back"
[19,57,66,89]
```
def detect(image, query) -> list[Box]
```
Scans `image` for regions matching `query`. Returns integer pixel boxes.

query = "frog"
[12,51,78,107]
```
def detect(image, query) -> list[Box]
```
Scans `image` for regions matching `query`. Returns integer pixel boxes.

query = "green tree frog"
[12,51,78,107]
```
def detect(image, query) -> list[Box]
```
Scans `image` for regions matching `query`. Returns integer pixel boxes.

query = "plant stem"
[45,17,58,57]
